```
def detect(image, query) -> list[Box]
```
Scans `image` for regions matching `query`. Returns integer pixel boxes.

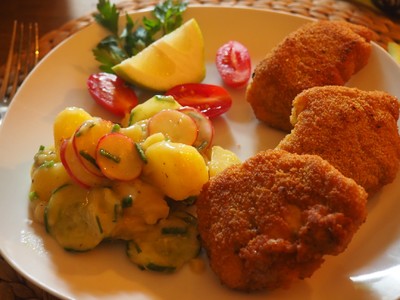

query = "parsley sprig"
[93,0,188,73]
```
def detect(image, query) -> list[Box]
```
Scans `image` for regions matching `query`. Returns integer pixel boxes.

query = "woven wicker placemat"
[37,0,400,59]
[0,0,399,299]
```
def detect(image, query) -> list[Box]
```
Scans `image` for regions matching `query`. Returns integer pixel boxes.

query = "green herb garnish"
[99,148,121,163]
[134,143,147,163]
[122,195,133,208]
[29,191,39,201]
[39,160,55,169]
[112,123,121,132]
[96,215,104,234]
[93,0,188,73]
[79,150,100,169]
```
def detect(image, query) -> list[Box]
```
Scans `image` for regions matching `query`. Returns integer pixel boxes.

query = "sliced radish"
[178,106,214,151]
[96,132,144,181]
[72,117,114,177]
[60,138,109,188]
[147,109,198,146]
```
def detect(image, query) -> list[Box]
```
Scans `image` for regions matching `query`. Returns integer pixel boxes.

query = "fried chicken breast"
[277,85,400,195]
[246,20,374,132]
[197,149,367,291]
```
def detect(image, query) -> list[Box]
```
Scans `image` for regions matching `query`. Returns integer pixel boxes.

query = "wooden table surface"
[0,0,122,65]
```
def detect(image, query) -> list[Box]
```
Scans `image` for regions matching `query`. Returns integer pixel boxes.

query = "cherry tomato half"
[87,72,139,117]
[215,40,251,88]
[165,83,232,118]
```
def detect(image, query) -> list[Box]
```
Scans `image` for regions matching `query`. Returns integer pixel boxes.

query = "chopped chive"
[99,148,121,163]
[96,215,103,234]
[38,145,45,152]
[39,160,55,169]
[44,207,50,234]
[196,140,208,151]
[146,263,176,273]
[130,240,142,254]
[161,227,188,235]
[29,191,39,201]
[79,150,100,168]
[112,124,121,132]
[135,143,147,163]
[128,112,135,126]
[52,183,71,195]
[113,204,119,222]
[75,120,96,137]
[122,195,133,208]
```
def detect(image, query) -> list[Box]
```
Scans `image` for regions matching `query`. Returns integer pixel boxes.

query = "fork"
[0,20,39,125]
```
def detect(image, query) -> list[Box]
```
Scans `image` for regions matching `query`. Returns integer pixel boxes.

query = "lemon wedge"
[113,18,205,91]
[208,146,241,177]
[388,42,400,64]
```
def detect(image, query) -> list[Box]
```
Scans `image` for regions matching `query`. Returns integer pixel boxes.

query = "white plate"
[1,5,400,300]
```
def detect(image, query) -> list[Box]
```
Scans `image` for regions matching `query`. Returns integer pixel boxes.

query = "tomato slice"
[165,83,232,118]
[215,40,251,88]
[87,72,139,117]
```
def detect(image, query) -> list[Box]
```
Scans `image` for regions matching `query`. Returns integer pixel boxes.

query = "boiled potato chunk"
[141,133,166,151]
[143,141,208,200]
[31,145,58,175]
[30,162,73,203]
[53,107,92,157]
[119,120,149,143]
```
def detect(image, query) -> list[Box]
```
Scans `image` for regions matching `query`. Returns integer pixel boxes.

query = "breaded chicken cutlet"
[246,20,374,132]
[277,85,400,195]
[197,149,367,291]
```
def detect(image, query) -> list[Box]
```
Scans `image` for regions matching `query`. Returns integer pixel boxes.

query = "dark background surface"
[0,0,119,65]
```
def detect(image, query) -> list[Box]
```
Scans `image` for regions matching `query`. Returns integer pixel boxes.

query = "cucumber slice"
[126,210,200,272]
[87,187,121,238]
[45,184,119,251]
[127,95,181,126]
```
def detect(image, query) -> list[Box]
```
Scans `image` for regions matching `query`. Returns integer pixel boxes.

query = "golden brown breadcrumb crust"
[246,20,374,132]
[277,85,400,195]
[197,149,367,291]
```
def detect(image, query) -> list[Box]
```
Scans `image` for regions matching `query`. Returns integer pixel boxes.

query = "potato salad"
[29,95,240,273]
